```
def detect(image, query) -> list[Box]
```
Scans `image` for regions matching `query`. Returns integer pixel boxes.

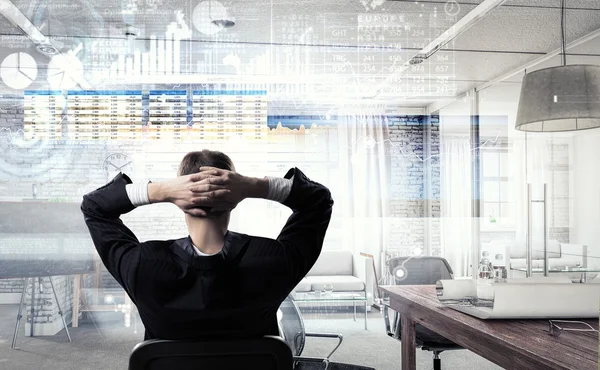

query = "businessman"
[80,150,333,341]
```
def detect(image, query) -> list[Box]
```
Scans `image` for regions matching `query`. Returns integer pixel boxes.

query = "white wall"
[478,82,520,138]
[438,95,471,136]
[571,129,600,269]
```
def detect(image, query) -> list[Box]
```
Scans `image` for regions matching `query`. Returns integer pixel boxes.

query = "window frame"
[480,141,513,228]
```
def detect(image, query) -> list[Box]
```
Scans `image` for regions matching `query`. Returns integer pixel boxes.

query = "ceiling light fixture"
[211,19,235,28]
[209,0,235,29]
[36,44,59,55]
[409,55,426,65]
[124,25,139,38]
[515,0,600,132]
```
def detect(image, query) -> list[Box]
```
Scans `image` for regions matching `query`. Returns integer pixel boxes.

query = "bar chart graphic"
[106,32,182,78]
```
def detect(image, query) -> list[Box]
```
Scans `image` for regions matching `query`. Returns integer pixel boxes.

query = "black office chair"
[129,336,293,370]
[382,256,463,370]
[278,295,375,370]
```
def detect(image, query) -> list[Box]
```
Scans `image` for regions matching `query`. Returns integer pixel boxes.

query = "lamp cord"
[561,0,567,66]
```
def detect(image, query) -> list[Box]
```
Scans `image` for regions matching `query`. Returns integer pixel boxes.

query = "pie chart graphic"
[47,53,82,90]
[0,52,38,90]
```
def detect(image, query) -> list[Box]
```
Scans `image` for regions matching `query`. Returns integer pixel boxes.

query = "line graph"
[348,129,501,164]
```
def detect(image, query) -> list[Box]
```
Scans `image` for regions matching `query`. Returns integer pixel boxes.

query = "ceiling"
[0,0,599,109]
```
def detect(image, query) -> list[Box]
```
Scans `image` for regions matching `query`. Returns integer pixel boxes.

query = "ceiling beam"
[475,27,600,92]
[0,0,91,89]
[364,0,509,99]
[426,27,600,114]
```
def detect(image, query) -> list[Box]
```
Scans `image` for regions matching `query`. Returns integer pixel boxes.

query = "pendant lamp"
[515,0,600,132]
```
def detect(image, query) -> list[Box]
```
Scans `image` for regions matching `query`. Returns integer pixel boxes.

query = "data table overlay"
[23,89,269,141]
[148,90,187,140]
[66,90,143,140]
[192,90,267,140]
[24,90,64,140]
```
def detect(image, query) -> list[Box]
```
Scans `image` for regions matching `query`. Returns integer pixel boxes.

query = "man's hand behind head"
[158,171,228,217]
[160,167,255,217]
[191,167,252,211]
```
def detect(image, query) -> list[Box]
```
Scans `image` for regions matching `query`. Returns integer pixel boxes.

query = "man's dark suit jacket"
[80,167,333,341]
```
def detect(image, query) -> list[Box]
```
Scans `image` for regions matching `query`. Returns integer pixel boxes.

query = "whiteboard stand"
[11,276,72,349]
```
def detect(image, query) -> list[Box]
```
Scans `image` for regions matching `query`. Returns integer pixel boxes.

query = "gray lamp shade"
[515,65,600,132]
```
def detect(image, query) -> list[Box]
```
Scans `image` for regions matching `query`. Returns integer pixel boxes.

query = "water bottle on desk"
[493,267,507,283]
[478,251,494,280]
[477,252,495,301]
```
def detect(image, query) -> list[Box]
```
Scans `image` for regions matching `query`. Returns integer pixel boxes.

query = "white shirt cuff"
[125,180,151,207]
[265,176,293,203]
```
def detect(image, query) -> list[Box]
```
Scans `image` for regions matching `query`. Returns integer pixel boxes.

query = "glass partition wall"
[432,81,594,282]
[466,82,598,282]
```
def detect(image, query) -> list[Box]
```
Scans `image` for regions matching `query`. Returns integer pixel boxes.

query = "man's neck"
[186,216,226,255]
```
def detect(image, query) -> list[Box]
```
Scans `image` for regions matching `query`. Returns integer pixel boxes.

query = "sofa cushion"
[492,239,561,259]
[510,258,544,269]
[305,275,365,292]
[294,278,312,292]
[508,241,527,259]
[511,258,583,270]
[491,240,525,259]
[547,258,582,269]
[307,250,353,276]
[532,240,561,259]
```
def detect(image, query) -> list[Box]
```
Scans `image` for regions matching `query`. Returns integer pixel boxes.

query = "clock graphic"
[103,153,134,181]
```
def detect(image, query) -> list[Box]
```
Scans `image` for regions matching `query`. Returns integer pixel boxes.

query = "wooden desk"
[72,259,135,328]
[72,258,103,327]
[382,285,598,370]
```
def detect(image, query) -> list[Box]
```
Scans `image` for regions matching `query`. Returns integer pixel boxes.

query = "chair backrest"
[387,256,454,285]
[128,336,293,370]
[277,295,306,356]
[384,257,461,349]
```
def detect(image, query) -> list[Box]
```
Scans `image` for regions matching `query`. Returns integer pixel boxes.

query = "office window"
[481,145,513,226]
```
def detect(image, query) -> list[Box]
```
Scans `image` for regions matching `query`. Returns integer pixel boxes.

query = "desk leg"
[364,300,368,330]
[72,275,81,328]
[401,315,416,370]
[124,294,132,328]
[30,278,35,337]
[12,278,28,349]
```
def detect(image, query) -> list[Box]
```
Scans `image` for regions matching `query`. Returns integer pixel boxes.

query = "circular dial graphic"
[0,52,38,90]
[47,53,83,90]
[103,153,134,181]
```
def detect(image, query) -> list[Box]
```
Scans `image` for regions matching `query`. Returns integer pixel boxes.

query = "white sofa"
[293,250,374,308]
[487,239,588,280]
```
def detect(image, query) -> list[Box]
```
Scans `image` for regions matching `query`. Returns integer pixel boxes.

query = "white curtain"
[511,136,527,242]
[337,105,391,276]
[440,136,472,277]
[510,133,550,242]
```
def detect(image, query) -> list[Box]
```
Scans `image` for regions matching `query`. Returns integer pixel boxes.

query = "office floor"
[0,304,501,370]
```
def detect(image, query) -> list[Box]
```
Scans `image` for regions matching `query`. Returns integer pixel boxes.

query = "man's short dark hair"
[178,150,234,176]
